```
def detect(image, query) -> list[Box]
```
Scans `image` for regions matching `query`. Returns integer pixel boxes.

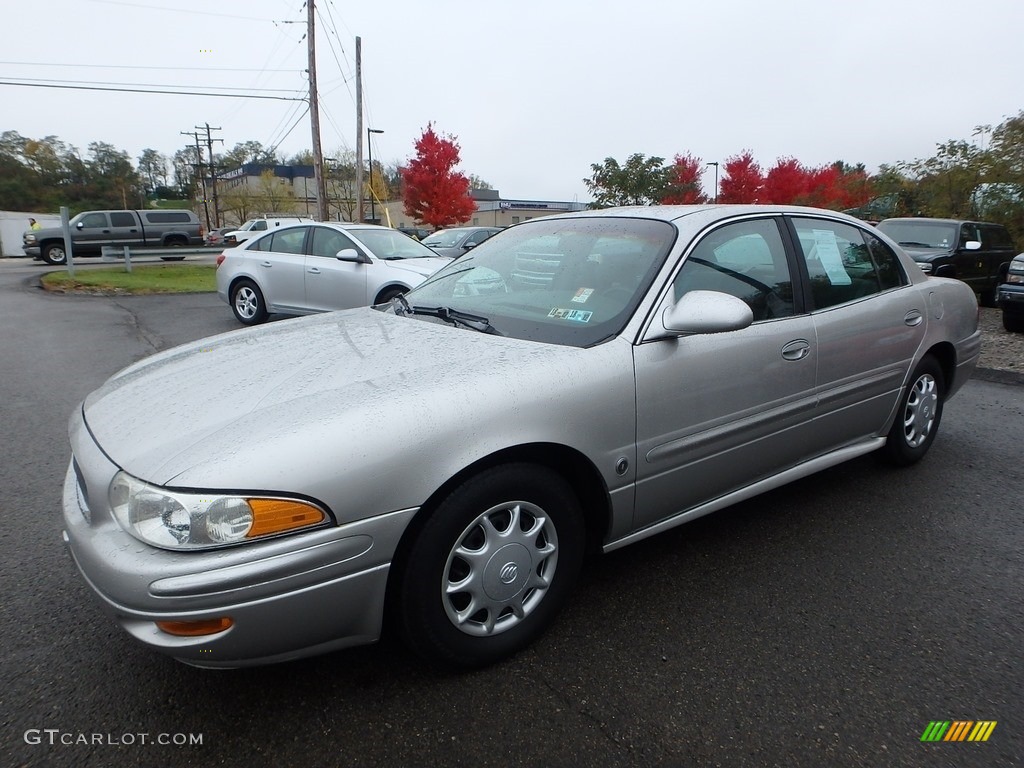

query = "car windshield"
[400,217,676,347]
[877,221,957,249]
[348,228,441,260]
[421,230,466,248]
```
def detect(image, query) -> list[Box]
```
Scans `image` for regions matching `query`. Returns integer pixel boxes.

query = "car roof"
[542,204,871,226]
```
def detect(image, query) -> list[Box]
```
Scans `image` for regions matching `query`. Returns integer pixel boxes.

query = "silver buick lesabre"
[62,206,981,669]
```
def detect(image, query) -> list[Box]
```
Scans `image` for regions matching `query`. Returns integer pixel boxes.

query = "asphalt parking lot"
[1,258,1021,767]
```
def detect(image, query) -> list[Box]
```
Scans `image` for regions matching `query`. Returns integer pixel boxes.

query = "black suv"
[997,252,1024,332]
[876,218,1015,307]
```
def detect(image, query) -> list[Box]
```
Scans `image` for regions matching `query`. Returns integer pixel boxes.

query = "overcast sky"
[3,0,1023,203]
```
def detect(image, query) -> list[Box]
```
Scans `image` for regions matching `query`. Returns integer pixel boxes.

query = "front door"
[633,217,819,530]
[305,226,368,311]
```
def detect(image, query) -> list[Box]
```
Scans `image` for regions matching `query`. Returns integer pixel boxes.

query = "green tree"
[583,154,669,207]
[137,148,168,194]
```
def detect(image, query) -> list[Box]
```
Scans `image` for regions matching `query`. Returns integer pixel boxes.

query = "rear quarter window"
[143,212,192,224]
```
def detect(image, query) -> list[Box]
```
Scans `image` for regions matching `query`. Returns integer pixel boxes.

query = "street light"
[367,128,384,223]
[706,161,719,204]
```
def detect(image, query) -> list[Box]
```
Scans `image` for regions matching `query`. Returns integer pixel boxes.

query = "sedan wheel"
[879,355,944,466]
[395,464,584,668]
[231,279,268,325]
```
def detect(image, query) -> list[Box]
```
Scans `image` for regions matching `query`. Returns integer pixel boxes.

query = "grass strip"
[41,264,217,294]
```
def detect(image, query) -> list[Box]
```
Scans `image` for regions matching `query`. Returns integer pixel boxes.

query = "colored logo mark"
[921,721,997,742]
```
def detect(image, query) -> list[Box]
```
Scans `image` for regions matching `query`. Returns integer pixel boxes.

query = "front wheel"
[41,243,67,265]
[1003,310,1024,333]
[879,355,944,466]
[374,287,406,305]
[230,279,268,325]
[394,464,584,669]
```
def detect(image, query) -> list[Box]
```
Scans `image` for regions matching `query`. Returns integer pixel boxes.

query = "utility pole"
[181,130,211,230]
[307,0,328,221]
[355,36,364,222]
[198,123,224,226]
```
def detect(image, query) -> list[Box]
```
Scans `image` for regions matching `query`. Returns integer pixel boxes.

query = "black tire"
[980,286,999,308]
[375,287,406,305]
[230,279,268,325]
[879,355,944,466]
[395,464,585,669]
[1003,310,1024,333]
[41,243,67,265]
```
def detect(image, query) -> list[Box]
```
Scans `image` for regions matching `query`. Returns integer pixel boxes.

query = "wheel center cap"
[483,543,531,601]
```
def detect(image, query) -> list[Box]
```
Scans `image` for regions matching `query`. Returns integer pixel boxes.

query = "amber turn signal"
[247,498,326,538]
[156,617,234,637]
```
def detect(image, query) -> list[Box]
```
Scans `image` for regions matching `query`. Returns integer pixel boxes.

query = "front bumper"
[23,245,41,258]
[62,409,417,668]
[997,283,1024,312]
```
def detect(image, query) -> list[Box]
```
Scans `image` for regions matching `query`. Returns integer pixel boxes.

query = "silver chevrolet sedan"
[215,222,451,325]
[63,206,981,670]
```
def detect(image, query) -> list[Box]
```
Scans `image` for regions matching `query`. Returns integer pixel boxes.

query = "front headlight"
[24,234,37,244]
[109,472,328,550]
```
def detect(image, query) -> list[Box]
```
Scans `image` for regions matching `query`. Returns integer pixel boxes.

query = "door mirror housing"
[336,248,372,264]
[963,240,981,251]
[76,221,84,229]
[661,290,754,336]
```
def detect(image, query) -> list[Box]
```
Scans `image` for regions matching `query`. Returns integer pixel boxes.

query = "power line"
[0,80,306,101]
[0,60,303,73]
[6,75,303,93]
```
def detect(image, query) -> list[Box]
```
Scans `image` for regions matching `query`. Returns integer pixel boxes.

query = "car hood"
[80,309,620,489]
[900,246,951,262]
[423,245,464,259]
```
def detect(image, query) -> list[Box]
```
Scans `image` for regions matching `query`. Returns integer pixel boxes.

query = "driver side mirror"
[963,240,981,251]
[76,221,84,229]
[336,248,372,264]
[660,290,754,336]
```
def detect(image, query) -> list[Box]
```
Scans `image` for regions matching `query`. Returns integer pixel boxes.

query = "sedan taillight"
[216,254,226,267]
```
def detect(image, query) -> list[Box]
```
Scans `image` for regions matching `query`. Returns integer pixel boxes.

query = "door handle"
[260,261,272,268]
[904,310,923,327]
[781,339,810,361]
[307,267,321,275]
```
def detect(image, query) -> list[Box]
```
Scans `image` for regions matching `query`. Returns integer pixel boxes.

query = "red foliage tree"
[400,123,476,229]
[718,151,762,203]
[761,157,810,204]
[660,153,708,205]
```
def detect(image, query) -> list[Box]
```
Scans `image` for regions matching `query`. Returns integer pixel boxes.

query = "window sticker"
[571,288,594,304]
[548,308,593,323]
[811,229,852,286]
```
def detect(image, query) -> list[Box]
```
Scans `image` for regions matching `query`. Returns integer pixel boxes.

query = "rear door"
[632,216,819,529]
[785,215,924,453]
[108,211,145,248]
[249,227,309,312]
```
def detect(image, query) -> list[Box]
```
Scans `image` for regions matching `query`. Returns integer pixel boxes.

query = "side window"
[960,224,981,246]
[110,212,136,227]
[466,230,489,246]
[267,227,307,255]
[253,220,268,231]
[80,213,108,228]
[982,225,1011,248]
[674,218,794,322]
[864,231,907,290]
[310,227,357,258]
[791,218,882,309]
[250,235,271,252]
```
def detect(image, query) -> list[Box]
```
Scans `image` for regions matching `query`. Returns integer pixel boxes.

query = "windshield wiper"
[897,241,936,248]
[396,300,502,335]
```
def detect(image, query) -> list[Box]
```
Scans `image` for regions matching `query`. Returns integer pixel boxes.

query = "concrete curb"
[972,367,1024,386]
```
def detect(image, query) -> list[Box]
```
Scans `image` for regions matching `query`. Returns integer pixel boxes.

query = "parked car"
[875,217,1015,306]
[204,226,236,247]
[215,222,451,325]
[996,252,1024,332]
[23,209,203,265]
[397,226,431,241]
[223,216,311,245]
[63,205,980,670]
[421,226,503,258]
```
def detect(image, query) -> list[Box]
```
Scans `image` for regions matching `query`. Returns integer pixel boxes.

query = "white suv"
[224,216,312,245]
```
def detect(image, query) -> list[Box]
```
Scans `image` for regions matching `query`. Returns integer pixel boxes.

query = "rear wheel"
[879,355,944,466]
[230,279,268,325]
[41,243,67,265]
[395,464,584,669]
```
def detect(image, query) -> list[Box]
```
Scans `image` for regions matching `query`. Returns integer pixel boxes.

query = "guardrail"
[99,245,224,270]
